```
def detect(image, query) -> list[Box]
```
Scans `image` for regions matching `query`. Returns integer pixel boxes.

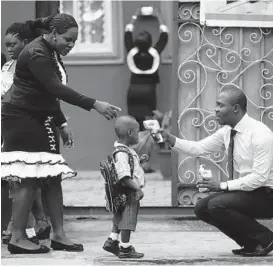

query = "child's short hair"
[114,116,138,138]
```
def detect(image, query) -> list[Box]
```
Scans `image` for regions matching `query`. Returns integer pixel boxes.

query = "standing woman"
[2,22,68,245]
[1,14,120,254]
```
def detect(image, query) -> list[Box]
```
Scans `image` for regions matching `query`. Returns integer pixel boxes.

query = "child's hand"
[135,189,144,201]
[140,154,149,164]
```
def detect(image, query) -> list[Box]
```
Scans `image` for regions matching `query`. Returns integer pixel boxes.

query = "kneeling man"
[159,86,273,257]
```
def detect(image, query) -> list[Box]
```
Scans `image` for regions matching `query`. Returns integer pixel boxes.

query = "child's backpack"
[100,146,134,214]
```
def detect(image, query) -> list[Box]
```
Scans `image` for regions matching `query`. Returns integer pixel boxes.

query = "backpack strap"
[113,146,134,178]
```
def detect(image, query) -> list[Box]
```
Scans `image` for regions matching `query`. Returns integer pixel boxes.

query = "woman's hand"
[60,126,73,148]
[93,100,121,120]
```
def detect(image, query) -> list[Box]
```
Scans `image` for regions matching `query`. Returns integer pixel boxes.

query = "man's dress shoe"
[240,240,273,257]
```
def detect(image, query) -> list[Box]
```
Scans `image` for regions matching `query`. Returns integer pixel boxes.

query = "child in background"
[103,116,147,259]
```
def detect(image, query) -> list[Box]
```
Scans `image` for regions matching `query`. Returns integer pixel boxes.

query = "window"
[60,0,124,65]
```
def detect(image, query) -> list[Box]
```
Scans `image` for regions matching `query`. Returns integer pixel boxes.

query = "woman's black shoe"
[36,226,51,240]
[50,240,84,252]
[8,243,50,254]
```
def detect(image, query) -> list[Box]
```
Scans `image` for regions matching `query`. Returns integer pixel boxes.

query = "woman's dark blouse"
[125,31,168,85]
[2,37,96,125]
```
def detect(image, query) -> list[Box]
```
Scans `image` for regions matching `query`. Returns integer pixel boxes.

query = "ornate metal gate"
[171,1,273,207]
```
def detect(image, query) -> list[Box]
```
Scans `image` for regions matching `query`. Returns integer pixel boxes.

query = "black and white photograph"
[1,0,273,265]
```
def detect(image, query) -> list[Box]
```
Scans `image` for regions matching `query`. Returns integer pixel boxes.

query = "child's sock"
[109,232,119,241]
[119,241,131,248]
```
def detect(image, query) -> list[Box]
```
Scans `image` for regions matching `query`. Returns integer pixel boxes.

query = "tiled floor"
[62,170,172,207]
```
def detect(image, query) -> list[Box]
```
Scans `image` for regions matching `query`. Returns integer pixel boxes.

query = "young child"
[103,116,147,259]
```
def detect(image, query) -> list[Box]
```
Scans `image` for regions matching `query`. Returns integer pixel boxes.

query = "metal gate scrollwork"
[176,1,273,206]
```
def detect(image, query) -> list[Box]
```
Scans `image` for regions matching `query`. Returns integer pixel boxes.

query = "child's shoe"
[102,238,120,256]
[118,245,144,259]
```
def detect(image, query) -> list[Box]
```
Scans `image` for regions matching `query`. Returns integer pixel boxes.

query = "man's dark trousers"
[194,187,273,248]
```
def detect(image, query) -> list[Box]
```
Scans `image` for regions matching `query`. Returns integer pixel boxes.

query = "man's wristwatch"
[220,182,228,191]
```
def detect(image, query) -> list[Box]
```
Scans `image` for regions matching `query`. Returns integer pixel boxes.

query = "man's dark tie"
[228,129,237,180]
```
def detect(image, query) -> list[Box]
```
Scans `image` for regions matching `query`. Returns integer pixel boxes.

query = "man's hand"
[93,100,121,120]
[197,177,221,192]
[155,128,176,147]
[135,189,144,201]
[158,128,170,139]
[60,126,73,148]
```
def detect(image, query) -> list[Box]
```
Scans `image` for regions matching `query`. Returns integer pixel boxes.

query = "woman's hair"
[26,13,77,83]
[135,31,152,52]
[27,13,78,35]
[5,22,37,42]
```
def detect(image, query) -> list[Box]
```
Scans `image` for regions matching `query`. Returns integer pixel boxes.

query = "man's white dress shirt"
[173,114,273,191]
